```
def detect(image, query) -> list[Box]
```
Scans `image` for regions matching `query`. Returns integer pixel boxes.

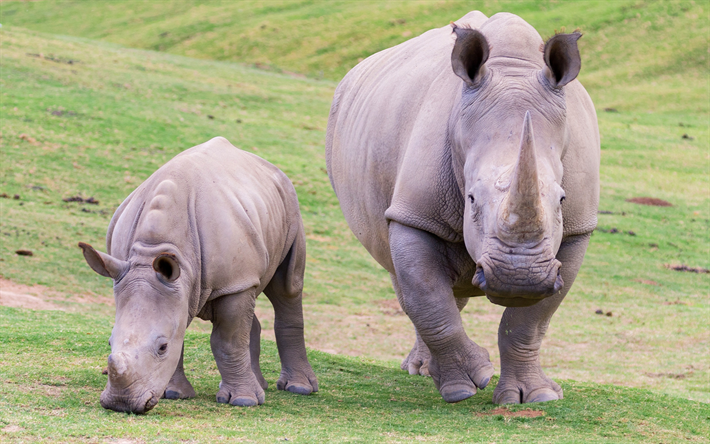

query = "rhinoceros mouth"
[100,387,160,414]
[472,241,563,306]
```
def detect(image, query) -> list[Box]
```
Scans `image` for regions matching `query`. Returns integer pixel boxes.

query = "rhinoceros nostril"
[143,392,159,413]
[471,265,487,289]
[553,269,564,294]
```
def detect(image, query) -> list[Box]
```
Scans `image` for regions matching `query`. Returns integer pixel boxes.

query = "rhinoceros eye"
[468,194,475,205]
[560,195,566,204]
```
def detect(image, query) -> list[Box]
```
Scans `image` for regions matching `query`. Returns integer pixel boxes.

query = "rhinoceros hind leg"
[264,232,318,396]
[250,315,268,390]
[211,290,265,407]
[392,273,432,376]
[163,343,196,400]
[390,222,493,403]
[400,331,431,376]
[399,292,471,377]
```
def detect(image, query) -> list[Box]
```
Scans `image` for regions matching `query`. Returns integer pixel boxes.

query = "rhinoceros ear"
[451,24,489,87]
[78,242,129,280]
[152,253,180,282]
[543,32,582,88]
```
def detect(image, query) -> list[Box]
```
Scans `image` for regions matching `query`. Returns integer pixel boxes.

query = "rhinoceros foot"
[216,379,265,407]
[162,369,196,400]
[493,368,562,404]
[428,339,494,403]
[276,365,319,395]
[401,336,431,376]
[163,380,195,400]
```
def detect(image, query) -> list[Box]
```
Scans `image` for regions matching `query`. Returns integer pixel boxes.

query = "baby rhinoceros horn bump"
[107,352,129,379]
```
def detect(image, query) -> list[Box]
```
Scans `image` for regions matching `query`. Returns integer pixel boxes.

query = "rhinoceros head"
[450,22,582,307]
[79,242,190,413]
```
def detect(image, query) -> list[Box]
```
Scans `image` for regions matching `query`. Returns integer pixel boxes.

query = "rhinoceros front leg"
[210,290,265,407]
[494,233,591,404]
[390,222,494,403]
[163,343,196,399]
[398,288,469,377]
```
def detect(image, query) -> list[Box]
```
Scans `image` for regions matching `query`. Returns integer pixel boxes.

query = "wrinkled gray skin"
[79,137,317,413]
[326,12,599,404]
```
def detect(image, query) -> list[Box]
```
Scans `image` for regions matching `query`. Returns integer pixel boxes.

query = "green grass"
[1,307,708,443]
[0,0,708,441]
[2,0,706,100]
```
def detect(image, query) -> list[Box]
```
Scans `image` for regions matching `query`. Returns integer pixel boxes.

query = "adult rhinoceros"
[326,11,599,404]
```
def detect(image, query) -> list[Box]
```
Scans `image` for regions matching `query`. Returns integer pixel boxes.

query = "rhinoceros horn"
[499,111,544,242]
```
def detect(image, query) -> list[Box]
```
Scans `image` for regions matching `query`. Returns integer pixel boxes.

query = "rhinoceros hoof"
[162,381,196,400]
[493,375,563,404]
[276,368,319,395]
[437,365,494,403]
[216,381,265,407]
[401,342,431,376]
[429,352,494,403]
[439,382,478,403]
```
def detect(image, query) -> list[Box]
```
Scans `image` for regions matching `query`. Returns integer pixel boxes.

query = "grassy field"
[0,0,708,442]
[1,307,708,443]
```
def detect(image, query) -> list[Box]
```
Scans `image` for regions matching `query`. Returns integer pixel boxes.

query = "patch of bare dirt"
[476,407,545,418]
[37,384,65,397]
[1,425,24,433]
[375,299,404,316]
[0,279,63,311]
[664,264,710,274]
[644,371,691,380]
[663,299,687,306]
[13,382,67,397]
[0,278,113,311]
[626,197,672,207]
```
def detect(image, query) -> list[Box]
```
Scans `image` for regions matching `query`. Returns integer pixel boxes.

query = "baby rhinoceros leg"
[163,344,196,400]
[264,235,318,396]
[250,315,268,390]
[210,290,266,407]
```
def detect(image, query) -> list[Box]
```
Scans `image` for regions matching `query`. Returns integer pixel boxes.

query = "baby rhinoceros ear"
[152,253,180,282]
[78,242,129,280]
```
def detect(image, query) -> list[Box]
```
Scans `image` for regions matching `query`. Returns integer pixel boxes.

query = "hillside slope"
[2,0,707,112]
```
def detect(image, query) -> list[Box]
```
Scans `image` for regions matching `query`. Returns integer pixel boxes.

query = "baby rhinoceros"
[79,137,317,413]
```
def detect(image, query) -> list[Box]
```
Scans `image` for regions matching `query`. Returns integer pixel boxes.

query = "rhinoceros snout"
[101,352,162,413]
[100,387,159,414]
[472,257,563,307]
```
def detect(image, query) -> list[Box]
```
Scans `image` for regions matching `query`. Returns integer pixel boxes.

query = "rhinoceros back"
[326,12,488,272]
[107,137,300,302]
